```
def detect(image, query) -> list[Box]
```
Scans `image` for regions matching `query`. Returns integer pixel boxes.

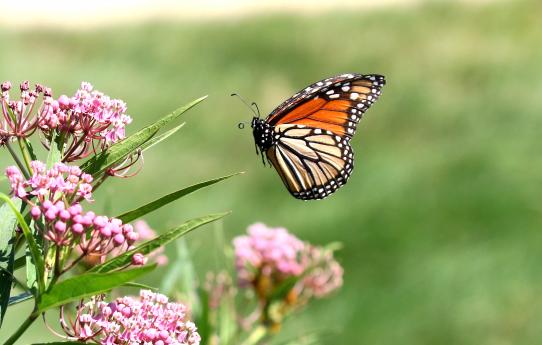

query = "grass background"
[1,0,542,343]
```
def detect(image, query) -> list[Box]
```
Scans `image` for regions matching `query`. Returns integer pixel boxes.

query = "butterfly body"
[250,73,386,200]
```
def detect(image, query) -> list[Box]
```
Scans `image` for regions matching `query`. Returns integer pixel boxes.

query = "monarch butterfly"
[239,73,386,200]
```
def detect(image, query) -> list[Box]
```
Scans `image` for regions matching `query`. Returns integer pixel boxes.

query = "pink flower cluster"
[61,290,200,345]
[1,80,131,162]
[296,246,344,300]
[233,223,306,288]
[6,161,92,201]
[1,81,49,143]
[233,223,343,301]
[42,81,132,161]
[5,162,145,269]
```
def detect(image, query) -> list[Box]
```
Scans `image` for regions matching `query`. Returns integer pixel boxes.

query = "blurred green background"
[1,0,542,343]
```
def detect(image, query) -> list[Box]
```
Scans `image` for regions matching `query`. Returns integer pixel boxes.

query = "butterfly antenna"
[231,93,258,118]
[251,102,261,118]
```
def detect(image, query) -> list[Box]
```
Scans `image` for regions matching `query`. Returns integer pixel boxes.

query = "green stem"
[3,307,39,345]
[240,325,267,345]
[5,141,30,179]
[17,138,33,175]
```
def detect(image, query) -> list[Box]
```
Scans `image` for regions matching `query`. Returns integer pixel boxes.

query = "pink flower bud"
[68,204,83,216]
[54,201,65,210]
[59,209,71,221]
[45,207,58,221]
[42,200,53,210]
[30,206,41,219]
[110,222,121,235]
[94,216,107,228]
[113,234,125,246]
[122,224,133,235]
[72,223,84,234]
[131,253,146,266]
[126,231,139,244]
[100,226,112,238]
[55,221,66,233]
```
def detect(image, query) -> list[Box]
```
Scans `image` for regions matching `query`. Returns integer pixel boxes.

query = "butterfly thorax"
[251,117,274,152]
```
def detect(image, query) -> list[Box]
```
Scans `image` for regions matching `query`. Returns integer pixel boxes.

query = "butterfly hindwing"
[266,124,354,200]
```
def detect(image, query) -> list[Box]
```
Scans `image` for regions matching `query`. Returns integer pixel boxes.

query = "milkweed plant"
[0,81,343,345]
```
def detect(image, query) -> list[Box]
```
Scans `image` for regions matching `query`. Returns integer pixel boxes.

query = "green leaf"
[121,282,157,291]
[90,212,230,273]
[26,219,44,296]
[24,139,38,161]
[37,265,155,312]
[0,198,21,327]
[46,132,63,168]
[139,123,185,153]
[117,173,242,223]
[81,96,207,176]
[13,255,25,271]
[0,194,44,295]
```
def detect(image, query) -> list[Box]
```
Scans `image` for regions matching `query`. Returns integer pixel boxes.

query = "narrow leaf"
[121,282,157,291]
[0,194,44,294]
[24,139,38,161]
[91,212,230,273]
[26,219,43,296]
[0,198,21,326]
[139,123,185,153]
[13,255,25,271]
[37,265,155,312]
[117,173,242,223]
[81,96,207,176]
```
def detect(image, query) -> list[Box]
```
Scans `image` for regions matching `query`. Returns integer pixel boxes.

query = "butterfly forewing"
[266,73,385,140]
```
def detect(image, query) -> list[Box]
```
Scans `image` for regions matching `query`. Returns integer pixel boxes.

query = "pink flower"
[0,81,52,143]
[5,162,145,272]
[295,246,343,300]
[233,223,343,303]
[233,223,306,290]
[39,81,132,162]
[5,161,93,202]
[60,290,200,345]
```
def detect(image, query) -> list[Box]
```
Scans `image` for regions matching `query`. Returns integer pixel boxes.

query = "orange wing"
[266,73,385,139]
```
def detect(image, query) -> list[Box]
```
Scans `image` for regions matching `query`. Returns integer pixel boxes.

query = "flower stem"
[240,325,267,345]
[5,141,30,179]
[17,137,33,175]
[3,307,39,345]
